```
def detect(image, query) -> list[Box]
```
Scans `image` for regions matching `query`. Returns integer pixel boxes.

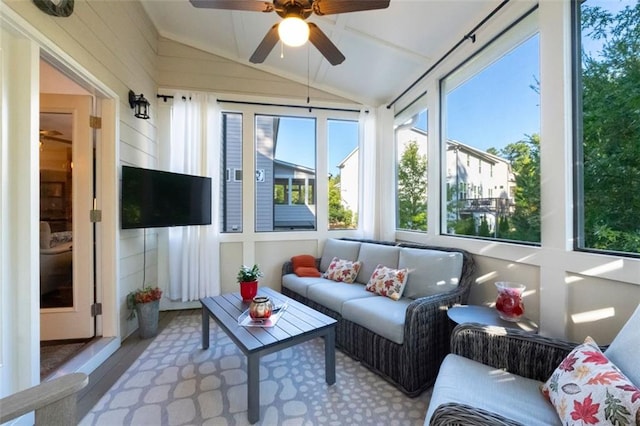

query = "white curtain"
[166,93,221,301]
[360,108,377,239]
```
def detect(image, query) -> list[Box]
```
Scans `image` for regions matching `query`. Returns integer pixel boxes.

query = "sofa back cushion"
[398,248,463,299]
[604,303,640,386]
[355,243,401,284]
[320,239,361,272]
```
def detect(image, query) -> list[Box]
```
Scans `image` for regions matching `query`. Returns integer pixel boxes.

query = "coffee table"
[200,286,337,424]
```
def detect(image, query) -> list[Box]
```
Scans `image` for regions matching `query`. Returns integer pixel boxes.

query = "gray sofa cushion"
[355,243,401,284]
[604,304,640,386]
[281,274,331,299]
[399,248,463,299]
[425,354,560,426]
[319,239,361,272]
[342,296,412,344]
[306,281,376,314]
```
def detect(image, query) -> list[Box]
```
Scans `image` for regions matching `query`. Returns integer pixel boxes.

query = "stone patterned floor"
[81,310,431,425]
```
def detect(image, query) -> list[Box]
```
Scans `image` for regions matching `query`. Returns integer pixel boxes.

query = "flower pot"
[135,299,159,339]
[240,281,258,302]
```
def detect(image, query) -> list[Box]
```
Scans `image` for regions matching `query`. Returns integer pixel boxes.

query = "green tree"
[397,140,427,230]
[478,216,491,237]
[580,2,640,253]
[500,134,541,243]
[328,175,353,229]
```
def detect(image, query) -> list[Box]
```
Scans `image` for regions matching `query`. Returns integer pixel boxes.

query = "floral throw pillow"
[323,257,362,283]
[365,264,409,301]
[541,336,640,425]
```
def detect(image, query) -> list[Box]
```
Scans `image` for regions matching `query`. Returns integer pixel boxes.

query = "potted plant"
[237,264,263,302]
[127,286,163,339]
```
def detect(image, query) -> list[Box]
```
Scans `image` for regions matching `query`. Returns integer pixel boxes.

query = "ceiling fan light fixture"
[278,16,309,47]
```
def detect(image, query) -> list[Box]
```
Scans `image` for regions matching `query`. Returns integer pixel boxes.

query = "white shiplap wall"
[2,0,160,347]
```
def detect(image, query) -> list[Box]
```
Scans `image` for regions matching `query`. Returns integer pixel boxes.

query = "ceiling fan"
[189,0,390,65]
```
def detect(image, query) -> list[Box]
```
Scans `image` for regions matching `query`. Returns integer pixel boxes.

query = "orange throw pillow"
[291,254,320,277]
[292,254,317,269]
[295,266,322,277]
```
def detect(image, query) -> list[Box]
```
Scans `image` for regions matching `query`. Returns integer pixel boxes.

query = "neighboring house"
[336,147,359,215]
[393,123,515,235]
[445,139,515,234]
[272,160,316,230]
[221,113,243,232]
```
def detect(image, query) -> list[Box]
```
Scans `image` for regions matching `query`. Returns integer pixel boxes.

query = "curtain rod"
[156,94,366,113]
[217,98,367,114]
[386,0,510,110]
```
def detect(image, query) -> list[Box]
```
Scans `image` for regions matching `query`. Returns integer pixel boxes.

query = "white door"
[40,94,95,340]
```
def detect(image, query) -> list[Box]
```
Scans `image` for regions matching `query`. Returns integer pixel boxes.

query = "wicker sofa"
[425,304,640,425]
[281,238,476,396]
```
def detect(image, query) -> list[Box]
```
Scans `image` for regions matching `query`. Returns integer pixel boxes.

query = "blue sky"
[446,34,540,152]
[275,32,542,170]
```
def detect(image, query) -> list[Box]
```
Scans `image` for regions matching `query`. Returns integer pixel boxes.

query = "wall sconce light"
[128,90,150,120]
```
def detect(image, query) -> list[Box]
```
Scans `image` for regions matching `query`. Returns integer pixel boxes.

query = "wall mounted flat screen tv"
[121,165,212,229]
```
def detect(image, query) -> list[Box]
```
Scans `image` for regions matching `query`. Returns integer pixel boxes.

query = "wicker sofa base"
[282,286,452,397]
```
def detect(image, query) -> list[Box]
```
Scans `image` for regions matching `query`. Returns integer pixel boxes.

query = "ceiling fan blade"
[249,24,280,63]
[308,23,345,66]
[189,0,274,12]
[312,0,390,16]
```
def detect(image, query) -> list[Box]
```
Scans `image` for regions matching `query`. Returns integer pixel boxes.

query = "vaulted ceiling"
[140,0,502,106]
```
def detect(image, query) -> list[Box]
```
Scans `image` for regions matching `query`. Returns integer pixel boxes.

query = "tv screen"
[121,165,212,229]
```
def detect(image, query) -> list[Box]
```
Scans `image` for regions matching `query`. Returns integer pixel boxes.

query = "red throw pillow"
[295,266,322,277]
[291,254,317,270]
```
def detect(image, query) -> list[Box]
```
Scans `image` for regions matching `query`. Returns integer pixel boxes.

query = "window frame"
[571,0,640,259]
[438,7,540,244]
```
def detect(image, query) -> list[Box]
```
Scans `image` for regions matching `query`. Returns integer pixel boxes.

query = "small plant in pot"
[127,286,163,339]
[237,264,263,302]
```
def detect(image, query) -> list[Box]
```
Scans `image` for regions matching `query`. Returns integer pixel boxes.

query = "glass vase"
[249,296,272,319]
[495,281,525,322]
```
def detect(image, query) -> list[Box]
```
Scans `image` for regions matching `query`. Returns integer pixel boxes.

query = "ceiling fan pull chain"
[280,40,284,59]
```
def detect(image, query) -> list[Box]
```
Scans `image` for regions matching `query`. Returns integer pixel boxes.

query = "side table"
[448,305,538,333]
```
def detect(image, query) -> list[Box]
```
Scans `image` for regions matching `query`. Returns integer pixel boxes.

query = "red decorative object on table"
[494,281,526,321]
[249,296,272,319]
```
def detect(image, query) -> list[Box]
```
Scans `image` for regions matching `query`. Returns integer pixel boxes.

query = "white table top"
[448,305,538,333]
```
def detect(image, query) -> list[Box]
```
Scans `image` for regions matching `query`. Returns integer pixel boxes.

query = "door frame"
[0,4,120,390]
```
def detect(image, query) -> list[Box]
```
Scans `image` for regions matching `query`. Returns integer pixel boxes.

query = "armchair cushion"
[542,336,640,425]
[425,354,560,425]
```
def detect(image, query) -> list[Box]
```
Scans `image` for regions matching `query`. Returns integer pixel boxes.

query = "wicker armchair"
[427,306,640,426]
[428,323,584,425]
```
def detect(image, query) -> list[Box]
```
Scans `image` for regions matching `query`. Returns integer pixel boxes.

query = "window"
[395,109,428,232]
[255,115,316,231]
[328,119,359,230]
[221,112,243,233]
[442,16,540,243]
[575,0,640,255]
